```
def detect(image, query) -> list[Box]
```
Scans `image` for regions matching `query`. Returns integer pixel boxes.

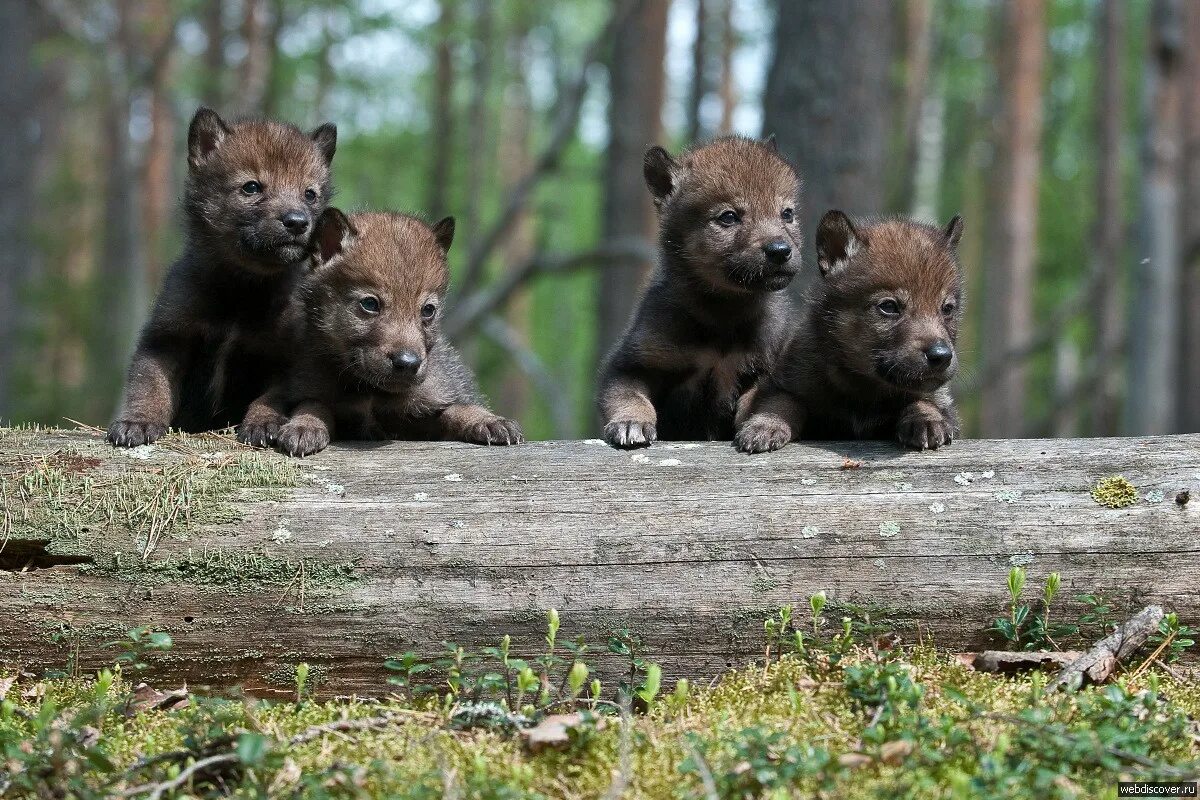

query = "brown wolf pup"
[735,211,965,453]
[596,136,801,448]
[261,209,523,457]
[107,107,336,447]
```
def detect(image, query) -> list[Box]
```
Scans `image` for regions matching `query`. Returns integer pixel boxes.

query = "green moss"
[88,547,361,590]
[1091,475,1139,508]
[1,431,302,561]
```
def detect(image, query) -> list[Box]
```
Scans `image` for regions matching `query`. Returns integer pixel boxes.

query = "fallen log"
[1,428,1197,696]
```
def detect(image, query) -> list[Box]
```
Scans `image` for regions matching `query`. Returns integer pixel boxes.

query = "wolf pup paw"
[896,408,954,451]
[107,419,168,448]
[276,420,330,457]
[603,420,657,449]
[237,415,286,448]
[463,416,524,446]
[735,419,791,454]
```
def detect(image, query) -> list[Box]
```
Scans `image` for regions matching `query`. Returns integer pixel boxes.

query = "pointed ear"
[430,216,455,253]
[188,107,230,169]
[763,133,778,151]
[643,146,680,203]
[312,208,355,265]
[815,210,864,277]
[310,123,337,165]
[943,214,964,250]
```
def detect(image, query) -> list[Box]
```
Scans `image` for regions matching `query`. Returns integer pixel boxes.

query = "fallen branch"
[957,650,1082,674]
[1049,605,1164,691]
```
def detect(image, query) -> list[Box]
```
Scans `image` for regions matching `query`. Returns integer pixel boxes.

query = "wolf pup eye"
[359,296,381,314]
[241,180,262,195]
[876,299,901,316]
[421,302,438,322]
[941,300,957,317]
[781,208,794,223]
[304,188,318,203]
[716,210,740,227]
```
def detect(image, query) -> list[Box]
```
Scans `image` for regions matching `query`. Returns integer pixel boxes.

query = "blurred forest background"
[1,0,1198,440]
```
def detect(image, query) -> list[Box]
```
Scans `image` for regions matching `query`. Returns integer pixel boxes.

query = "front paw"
[462,416,524,446]
[897,410,954,450]
[238,416,286,448]
[107,419,168,448]
[735,419,791,454]
[276,420,330,457]
[603,420,657,449]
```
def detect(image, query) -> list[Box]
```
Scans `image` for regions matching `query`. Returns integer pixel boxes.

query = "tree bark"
[595,0,669,363]
[2,429,1196,696]
[761,0,894,258]
[1178,1,1200,433]
[238,0,270,115]
[1091,0,1126,436]
[716,0,735,135]
[1127,0,1183,435]
[892,0,935,212]
[686,0,708,142]
[463,0,495,257]
[0,1,38,421]
[979,0,1046,438]
[141,0,177,291]
[201,0,226,108]
[427,0,457,217]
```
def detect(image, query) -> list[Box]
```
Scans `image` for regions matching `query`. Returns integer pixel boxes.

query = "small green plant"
[607,627,646,700]
[991,569,1075,650]
[106,626,173,674]
[763,605,792,668]
[809,591,827,636]
[383,651,430,701]
[294,662,310,703]
[636,662,662,711]
[1151,613,1197,663]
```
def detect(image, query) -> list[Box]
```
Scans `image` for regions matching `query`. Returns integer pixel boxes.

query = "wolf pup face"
[185,107,336,273]
[815,211,964,394]
[644,137,800,293]
[305,209,456,393]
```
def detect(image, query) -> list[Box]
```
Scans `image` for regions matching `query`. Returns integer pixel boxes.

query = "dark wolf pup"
[107,107,336,447]
[257,209,523,457]
[596,136,801,448]
[735,211,965,453]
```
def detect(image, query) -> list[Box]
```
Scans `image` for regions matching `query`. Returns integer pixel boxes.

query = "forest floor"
[2,641,1198,799]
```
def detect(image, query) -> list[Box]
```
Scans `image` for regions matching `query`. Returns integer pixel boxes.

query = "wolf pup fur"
[107,107,336,447]
[267,209,523,457]
[596,136,801,448]
[735,211,965,453]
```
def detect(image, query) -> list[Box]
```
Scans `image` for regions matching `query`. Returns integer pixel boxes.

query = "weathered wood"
[1,429,1197,697]
[1050,605,1165,690]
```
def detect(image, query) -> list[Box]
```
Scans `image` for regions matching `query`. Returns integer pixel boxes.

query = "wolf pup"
[107,107,336,447]
[265,209,523,457]
[596,136,800,448]
[735,211,965,453]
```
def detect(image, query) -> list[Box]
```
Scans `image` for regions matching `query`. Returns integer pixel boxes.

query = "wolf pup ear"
[815,210,864,277]
[187,107,231,169]
[311,123,337,165]
[943,215,964,251]
[312,208,355,265]
[431,216,456,253]
[643,146,680,203]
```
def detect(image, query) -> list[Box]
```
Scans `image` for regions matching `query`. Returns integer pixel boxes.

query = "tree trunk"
[1178,1,1200,433]
[201,0,226,108]
[2,429,1196,696]
[1127,0,1183,435]
[595,0,669,362]
[497,11,535,422]
[761,0,894,257]
[263,0,289,118]
[0,2,38,421]
[686,0,707,142]
[463,0,495,259]
[141,0,176,291]
[892,0,935,212]
[238,0,270,115]
[716,0,735,135]
[978,0,1046,438]
[428,0,457,217]
[1091,0,1126,436]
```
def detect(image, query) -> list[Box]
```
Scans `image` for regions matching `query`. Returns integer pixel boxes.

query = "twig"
[479,316,575,437]
[684,740,721,800]
[1050,605,1164,691]
[446,239,656,340]
[602,696,633,800]
[120,753,238,799]
[456,0,645,295]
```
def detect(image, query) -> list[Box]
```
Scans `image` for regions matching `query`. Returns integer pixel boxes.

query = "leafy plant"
[106,626,173,674]
[383,651,430,701]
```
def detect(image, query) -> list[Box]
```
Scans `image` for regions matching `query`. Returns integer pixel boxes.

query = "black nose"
[389,350,423,373]
[280,210,309,234]
[763,239,792,264]
[924,342,953,369]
